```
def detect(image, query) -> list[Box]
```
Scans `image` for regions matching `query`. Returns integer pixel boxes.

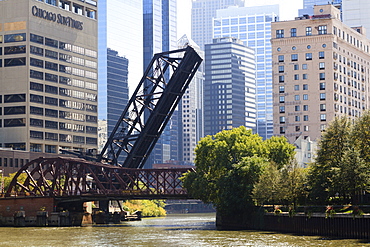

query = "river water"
[0,213,369,246]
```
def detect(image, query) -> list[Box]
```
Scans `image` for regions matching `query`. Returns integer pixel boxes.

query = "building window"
[291,54,298,61]
[319,73,325,80]
[30,33,43,44]
[321,124,327,131]
[294,85,299,91]
[320,83,326,90]
[295,126,300,131]
[4,45,26,55]
[4,57,26,67]
[319,51,325,59]
[295,116,300,122]
[294,74,299,80]
[4,94,26,103]
[306,53,312,60]
[280,127,285,134]
[4,33,26,43]
[303,74,308,80]
[320,93,326,100]
[45,145,57,153]
[319,62,325,70]
[278,66,284,73]
[294,64,299,70]
[279,116,285,123]
[303,105,308,111]
[276,29,284,38]
[278,55,284,62]
[30,143,42,152]
[320,114,327,121]
[4,106,26,115]
[303,84,308,90]
[302,64,307,70]
[303,94,308,100]
[295,95,300,101]
[279,96,285,103]
[306,27,312,36]
[279,86,285,93]
[279,106,285,113]
[290,28,297,37]
[320,104,326,111]
[304,115,309,121]
[318,25,327,35]
[295,105,300,111]
[279,75,285,83]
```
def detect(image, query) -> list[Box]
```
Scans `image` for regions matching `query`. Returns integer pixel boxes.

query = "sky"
[177,0,304,39]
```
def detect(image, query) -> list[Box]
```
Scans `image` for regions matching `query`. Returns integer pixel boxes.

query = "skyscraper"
[204,37,256,136]
[0,0,98,157]
[272,4,370,144]
[213,5,279,139]
[177,35,204,163]
[143,0,178,167]
[191,0,245,51]
[98,0,142,163]
[342,0,370,39]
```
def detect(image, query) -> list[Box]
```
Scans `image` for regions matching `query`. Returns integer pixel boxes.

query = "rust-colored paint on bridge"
[4,157,194,203]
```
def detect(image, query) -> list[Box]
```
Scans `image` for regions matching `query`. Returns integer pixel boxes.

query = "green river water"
[0,213,369,246]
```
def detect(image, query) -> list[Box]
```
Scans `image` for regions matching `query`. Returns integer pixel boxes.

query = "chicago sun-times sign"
[32,5,83,30]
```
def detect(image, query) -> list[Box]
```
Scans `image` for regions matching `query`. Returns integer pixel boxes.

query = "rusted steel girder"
[5,157,194,200]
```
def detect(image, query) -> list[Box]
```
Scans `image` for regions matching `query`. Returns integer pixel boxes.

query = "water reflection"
[0,213,369,246]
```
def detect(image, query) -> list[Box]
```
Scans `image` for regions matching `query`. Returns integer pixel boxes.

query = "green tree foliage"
[182,126,296,214]
[252,161,307,207]
[265,136,296,169]
[352,111,370,163]
[307,116,351,203]
[307,115,370,204]
[123,200,166,217]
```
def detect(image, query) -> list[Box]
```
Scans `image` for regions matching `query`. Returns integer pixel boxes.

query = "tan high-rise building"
[0,0,98,157]
[271,4,370,144]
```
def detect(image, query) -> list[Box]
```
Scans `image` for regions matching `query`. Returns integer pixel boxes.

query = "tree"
[252,163,281,205]
[182,126,296,215]
[306,116,370,204]
[352,110,370,163]
[265,136,296,169]
[279,161,308,207]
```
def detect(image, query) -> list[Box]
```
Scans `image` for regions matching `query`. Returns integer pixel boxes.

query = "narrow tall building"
[143,0,178,167]
[272,4,370,144]
[0,0,98,156]
[213,5,279,139]
[177,35,204,163]
[204,37,256,136]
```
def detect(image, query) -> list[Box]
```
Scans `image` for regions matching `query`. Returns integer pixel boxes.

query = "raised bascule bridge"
[0,46,202,226]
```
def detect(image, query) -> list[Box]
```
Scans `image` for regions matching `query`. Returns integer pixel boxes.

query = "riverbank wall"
[216,209,370,239]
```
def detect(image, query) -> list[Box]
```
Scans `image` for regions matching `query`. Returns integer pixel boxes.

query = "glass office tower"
[204,37,256,136]
[191,0,245,51]
[213,5,279,139]
[143,0,178,167]
[98,0,143,161]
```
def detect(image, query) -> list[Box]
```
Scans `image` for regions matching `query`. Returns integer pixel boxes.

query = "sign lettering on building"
[32,6,83,30]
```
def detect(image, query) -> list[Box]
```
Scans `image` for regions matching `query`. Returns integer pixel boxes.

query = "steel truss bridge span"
[5,157,194,201]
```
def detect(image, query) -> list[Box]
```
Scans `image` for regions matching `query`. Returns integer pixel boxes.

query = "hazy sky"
[177,0,304,39]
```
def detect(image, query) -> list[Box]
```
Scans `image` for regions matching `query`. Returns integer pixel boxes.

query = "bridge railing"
[5,157,194,199]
